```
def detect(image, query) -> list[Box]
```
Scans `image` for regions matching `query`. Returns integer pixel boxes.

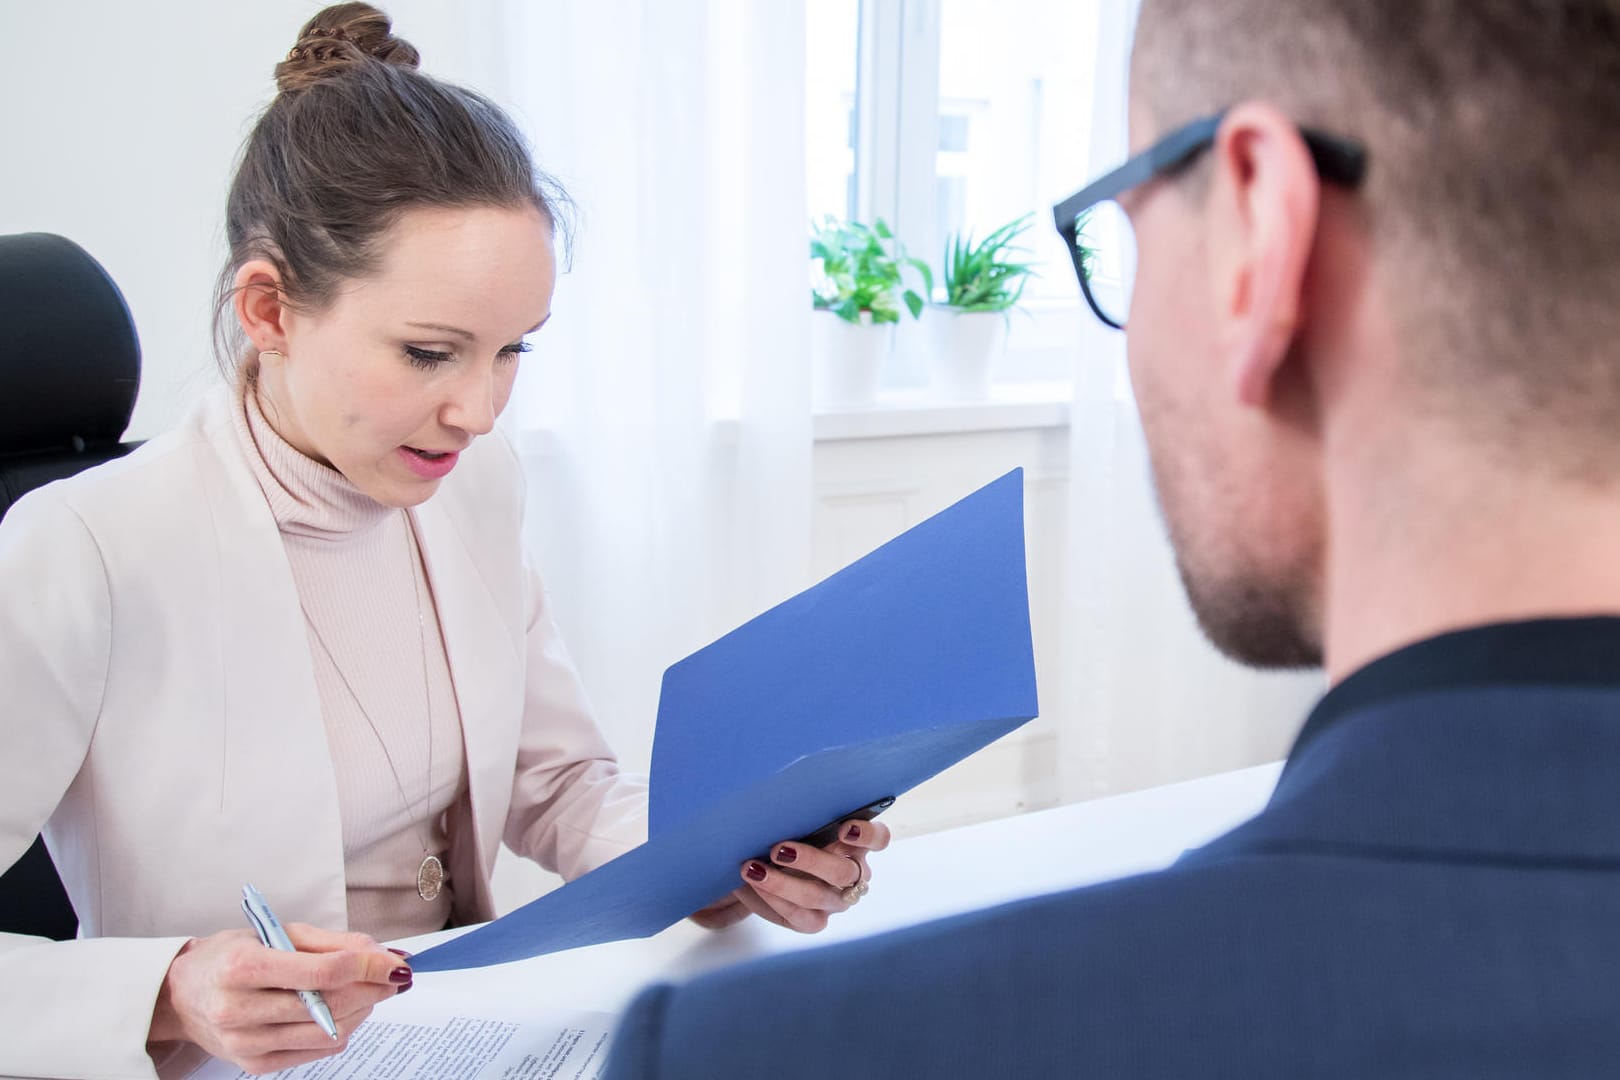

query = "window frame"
[840,0,1130,398]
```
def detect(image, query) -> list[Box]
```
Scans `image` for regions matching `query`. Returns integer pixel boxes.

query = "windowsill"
[511,382,1076,456]
[813,381,1073,442]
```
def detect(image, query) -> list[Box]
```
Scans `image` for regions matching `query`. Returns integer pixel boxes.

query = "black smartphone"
[783,795,896,852]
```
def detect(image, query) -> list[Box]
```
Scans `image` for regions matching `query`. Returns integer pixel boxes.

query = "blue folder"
[410,468,1039,972]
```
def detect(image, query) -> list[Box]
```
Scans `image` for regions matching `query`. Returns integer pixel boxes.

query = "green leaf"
[935,211,1039,312]
[809,214,933,322]
[906,256,934,296]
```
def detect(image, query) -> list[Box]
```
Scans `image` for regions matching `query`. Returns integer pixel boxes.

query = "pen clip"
[241,895,273,948]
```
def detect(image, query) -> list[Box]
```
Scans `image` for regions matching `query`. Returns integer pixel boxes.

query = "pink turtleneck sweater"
[234,383,467,940]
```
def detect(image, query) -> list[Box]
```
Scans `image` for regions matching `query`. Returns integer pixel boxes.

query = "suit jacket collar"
[1293,616,1620,763]
[1193,618,1620,869]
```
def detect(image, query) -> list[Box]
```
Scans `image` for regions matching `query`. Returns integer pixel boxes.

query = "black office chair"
[0,232,143,940]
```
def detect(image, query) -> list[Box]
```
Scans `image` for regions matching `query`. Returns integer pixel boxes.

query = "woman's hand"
[691,817,893,933]
[147,924,409,1074]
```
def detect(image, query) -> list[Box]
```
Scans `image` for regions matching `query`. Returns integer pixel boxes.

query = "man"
[605,1,1620,1074]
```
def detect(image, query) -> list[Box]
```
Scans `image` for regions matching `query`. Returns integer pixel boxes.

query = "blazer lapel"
[195,391,350,930]
[410,499,524,921]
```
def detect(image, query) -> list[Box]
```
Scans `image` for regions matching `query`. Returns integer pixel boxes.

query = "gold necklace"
[300,509,445,902]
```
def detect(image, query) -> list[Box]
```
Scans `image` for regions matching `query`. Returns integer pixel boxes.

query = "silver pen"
[240,883,340,1041]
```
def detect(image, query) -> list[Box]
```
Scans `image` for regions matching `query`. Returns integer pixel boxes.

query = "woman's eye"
[497,341,534,363]
[404,345,453,369]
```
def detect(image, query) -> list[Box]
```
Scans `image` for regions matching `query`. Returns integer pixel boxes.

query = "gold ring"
[840,857,867,903]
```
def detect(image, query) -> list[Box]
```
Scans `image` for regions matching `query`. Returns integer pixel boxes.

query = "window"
[806,0,1124,393]
[935,0,1100,303]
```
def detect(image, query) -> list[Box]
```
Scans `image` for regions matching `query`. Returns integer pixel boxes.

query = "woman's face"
[253,202,556,507]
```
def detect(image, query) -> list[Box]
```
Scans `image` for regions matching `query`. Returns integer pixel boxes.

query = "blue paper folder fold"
[410,468,1038,973]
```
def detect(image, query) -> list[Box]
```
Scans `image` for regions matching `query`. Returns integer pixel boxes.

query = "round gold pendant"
[417,854,445,902]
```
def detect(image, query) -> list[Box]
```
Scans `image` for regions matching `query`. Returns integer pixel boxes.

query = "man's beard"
[1152,453,1324,669]
[1172,547,1323,669]
[1138,379,1324,670]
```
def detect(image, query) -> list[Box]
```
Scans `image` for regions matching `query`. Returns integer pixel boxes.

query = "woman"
[0,5,886,1077]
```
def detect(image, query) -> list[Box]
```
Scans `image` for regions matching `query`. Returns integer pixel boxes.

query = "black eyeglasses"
[1051,111,1369,330]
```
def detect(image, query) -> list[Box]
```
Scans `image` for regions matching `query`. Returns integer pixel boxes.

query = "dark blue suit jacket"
[604,619,1620,1077]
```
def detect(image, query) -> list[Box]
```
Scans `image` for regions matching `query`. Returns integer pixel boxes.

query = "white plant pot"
[926,308,1007,401]
[812,310,894,408]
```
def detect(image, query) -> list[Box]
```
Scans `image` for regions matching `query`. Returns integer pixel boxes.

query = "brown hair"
[214,2,569,374]
[1134,0,1620,474]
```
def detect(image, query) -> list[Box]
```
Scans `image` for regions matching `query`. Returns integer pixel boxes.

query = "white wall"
[0,1,510,440]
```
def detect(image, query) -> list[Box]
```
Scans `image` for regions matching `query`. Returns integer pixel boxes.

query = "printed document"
[179,1012,612,1080]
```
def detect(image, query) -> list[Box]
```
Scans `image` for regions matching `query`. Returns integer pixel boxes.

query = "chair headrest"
[0,233,141,455]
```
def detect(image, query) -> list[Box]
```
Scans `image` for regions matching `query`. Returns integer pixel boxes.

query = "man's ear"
[1205,101,1321,408]
[232,259,291,355]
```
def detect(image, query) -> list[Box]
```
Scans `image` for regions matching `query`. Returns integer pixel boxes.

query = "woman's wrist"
[146,938,198,1047]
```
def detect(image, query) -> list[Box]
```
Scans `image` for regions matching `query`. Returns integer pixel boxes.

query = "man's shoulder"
[609,846,1620,1079]
[610,860,1306,1078]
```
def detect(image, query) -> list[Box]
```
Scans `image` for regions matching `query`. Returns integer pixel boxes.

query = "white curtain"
[439,0,1313,810]
[1060,0,1321,801]
[479,0,815,776]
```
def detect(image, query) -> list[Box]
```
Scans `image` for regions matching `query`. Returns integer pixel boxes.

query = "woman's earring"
[259,349,286,365]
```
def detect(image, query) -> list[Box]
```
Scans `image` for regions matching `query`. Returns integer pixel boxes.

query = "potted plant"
[810,216,931,407]
[927,213,1039,400]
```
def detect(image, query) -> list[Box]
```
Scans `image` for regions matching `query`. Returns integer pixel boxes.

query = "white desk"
[151,761,1281,1079]
[396,761,1279,1015]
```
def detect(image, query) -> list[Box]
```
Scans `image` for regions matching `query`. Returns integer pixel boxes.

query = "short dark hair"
[214,2,570,374]
[1134,0,1620,474]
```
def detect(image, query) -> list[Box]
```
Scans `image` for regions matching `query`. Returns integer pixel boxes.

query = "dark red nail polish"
[389,966,412,984]
[395,979,413,995]
[845,823,862,841]
[388,948,412,959]
[745,861,768,882]
[775,845,798,864]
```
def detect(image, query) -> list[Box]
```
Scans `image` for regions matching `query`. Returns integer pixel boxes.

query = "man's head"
[1120,0,1620,669]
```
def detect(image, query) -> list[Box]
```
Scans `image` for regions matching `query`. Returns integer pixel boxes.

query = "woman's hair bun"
[273,2,420,94]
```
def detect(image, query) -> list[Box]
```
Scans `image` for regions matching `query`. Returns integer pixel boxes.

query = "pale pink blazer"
[0,387,647,1079]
